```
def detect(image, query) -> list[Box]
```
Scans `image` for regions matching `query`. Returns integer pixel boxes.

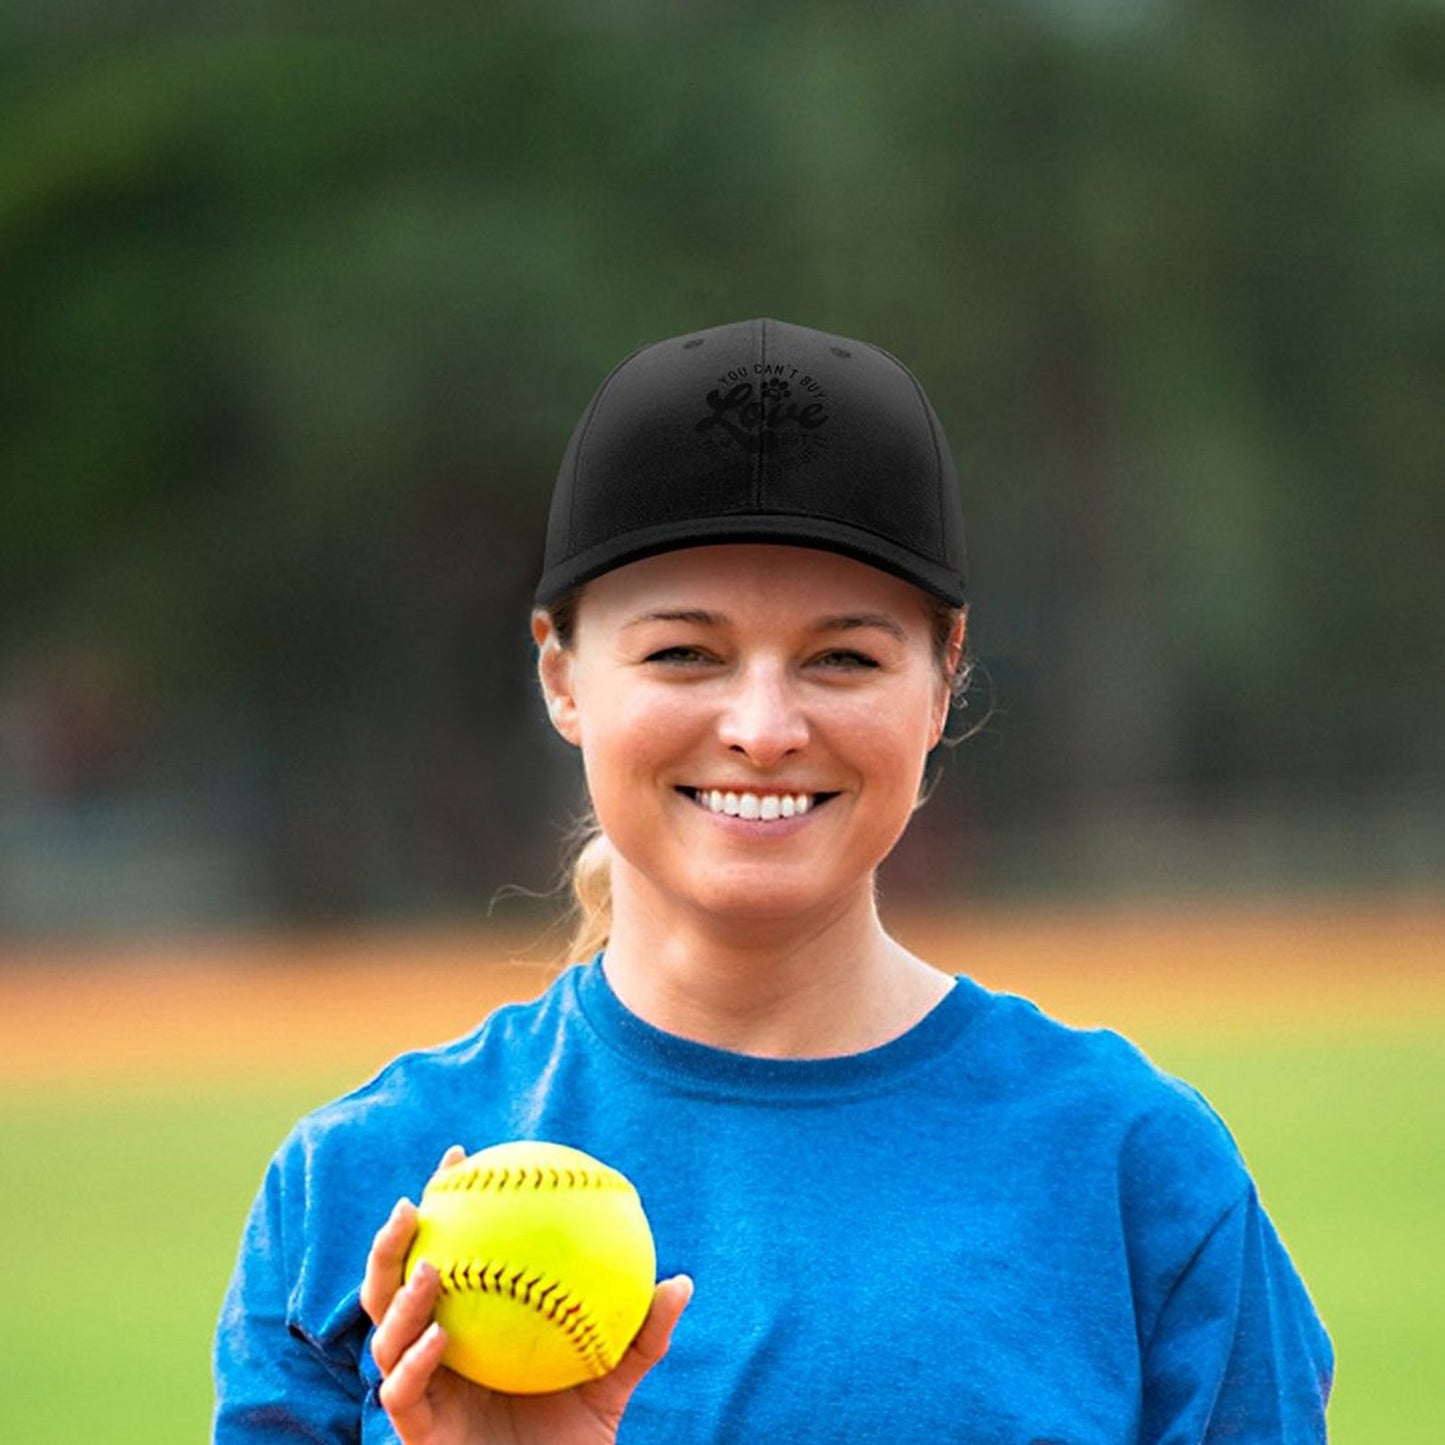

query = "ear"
[533,610,582,747]
[928,609,968,748]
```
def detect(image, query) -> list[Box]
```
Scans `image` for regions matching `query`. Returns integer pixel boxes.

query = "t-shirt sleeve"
[1139,1184,1334,1444]
[212,1145,372,1444]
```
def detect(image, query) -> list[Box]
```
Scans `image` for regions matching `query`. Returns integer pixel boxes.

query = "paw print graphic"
[760,378,792,402]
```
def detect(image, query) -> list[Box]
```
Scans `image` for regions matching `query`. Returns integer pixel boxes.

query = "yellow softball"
[404,1140,657,1395]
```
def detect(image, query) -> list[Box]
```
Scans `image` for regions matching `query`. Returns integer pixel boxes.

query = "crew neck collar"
[572,954,980,1103]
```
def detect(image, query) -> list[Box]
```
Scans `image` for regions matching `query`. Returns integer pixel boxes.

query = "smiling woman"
[533,545,963,1057]
[541,569,971,966]
[213,319,1333,1445]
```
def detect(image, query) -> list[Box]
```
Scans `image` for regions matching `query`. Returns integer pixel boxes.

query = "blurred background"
[2,9,1443,1443]
[3,0,1441,938]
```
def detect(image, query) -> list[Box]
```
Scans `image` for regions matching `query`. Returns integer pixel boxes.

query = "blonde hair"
[563,824,613,963]
[544,586,972,965]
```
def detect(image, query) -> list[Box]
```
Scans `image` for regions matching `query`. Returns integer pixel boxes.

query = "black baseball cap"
[535,317,967,607]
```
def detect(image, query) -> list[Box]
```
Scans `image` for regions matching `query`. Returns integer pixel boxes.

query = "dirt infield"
[1,896,1440,1085]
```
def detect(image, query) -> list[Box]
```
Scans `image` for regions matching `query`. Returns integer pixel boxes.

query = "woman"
[214,318,1333,1444]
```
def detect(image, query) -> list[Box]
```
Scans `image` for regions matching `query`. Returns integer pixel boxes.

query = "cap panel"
[757,339,953,570]
[564,328,759,549]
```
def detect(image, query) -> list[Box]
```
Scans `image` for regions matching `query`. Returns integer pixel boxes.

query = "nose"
[715,661,809,766]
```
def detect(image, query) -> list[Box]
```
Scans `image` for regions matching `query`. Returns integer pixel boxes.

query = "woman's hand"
[360,1147,692,1445]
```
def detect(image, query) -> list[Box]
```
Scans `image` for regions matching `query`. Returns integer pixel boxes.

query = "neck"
[598,864,951,1060]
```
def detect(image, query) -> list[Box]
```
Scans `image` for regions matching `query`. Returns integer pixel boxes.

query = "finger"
[602,1275,693,1398]
[436,1143,467,1171]
[370,1258,442,1377]
[360,1197,419,1326]
[378,1320,449,1420]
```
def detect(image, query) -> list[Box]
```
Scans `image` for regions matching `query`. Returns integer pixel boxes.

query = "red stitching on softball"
[432,1163,626,1194]
[436,1257,614,1376]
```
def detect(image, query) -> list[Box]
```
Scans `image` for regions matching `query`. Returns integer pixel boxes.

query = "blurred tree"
[1,0,1440,926]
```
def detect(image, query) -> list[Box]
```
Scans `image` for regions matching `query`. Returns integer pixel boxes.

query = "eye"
[812,648,880,671]
[643,645,715,666]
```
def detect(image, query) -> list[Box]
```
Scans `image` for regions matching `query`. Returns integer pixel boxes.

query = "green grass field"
[1153,1028,1445,1444]
[1,1027,1440,1441]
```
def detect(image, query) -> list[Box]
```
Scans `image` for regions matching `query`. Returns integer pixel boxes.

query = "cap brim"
[534,514,966,608]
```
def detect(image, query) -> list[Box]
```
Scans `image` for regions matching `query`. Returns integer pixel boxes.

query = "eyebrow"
[620,609,719,629]
[819,613,910,643]
[620,608,909,642]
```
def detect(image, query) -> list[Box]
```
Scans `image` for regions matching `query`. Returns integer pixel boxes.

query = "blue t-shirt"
[213,960,1333,1443]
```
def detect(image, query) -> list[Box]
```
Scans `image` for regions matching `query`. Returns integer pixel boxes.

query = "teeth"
[693,789,815,820]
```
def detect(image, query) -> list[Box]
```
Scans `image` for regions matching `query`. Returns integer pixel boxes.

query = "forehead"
[578,544,934,628]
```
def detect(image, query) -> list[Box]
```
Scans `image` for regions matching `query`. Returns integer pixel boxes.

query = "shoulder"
[244,966,594,1344]
[262,965,596,1242]
[953,980,1260,1323]
[284,964,588,1172]
[957,978,1249,1198]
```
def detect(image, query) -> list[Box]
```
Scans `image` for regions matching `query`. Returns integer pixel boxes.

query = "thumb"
[598,1275,694,1401]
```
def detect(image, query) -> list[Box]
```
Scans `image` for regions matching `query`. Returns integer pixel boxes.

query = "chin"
[680,870,867,932]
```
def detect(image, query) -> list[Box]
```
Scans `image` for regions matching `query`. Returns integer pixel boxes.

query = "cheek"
[840,683,940,765]
[573,686,700,807]
[578,686,692,753]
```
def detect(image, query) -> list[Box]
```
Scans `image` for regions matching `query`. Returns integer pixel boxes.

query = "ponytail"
[563,820,613,964]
